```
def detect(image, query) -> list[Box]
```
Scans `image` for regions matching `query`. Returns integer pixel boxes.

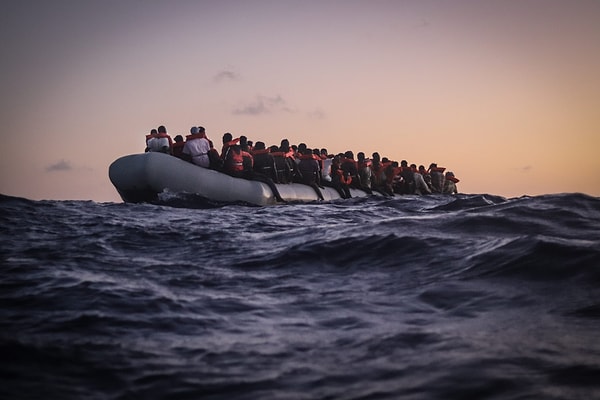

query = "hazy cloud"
[518,165,533,172]
[46,160,72,172]
[307,108,327,119]
[233,95,293,115]
[213,70,240,83]
[45,160,93,173]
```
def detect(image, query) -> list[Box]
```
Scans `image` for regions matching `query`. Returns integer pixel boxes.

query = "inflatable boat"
[109,152,374,205]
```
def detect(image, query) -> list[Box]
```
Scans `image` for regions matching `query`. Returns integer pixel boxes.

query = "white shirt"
[147,137,169,152]
[182,138,211,167]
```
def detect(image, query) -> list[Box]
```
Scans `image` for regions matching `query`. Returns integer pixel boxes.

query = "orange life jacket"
[224,146,245,172]
[185,133,206,141]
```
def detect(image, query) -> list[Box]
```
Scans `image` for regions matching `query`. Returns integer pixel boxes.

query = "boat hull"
[109,153,372,205]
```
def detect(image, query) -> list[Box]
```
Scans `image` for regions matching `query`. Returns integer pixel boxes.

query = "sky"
[1,0,599,202]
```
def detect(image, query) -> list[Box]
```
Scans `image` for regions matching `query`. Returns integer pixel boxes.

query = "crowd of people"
[145,125,460,201]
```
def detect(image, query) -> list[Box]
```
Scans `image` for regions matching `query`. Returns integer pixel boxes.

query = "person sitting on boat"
[443,171,460,194]
[356,152,373,194]
[296,148,325,201]
[182,126,211,168]
[414,164,432,195]
[144,128,158,152]
[369,152,388,195]
[239,136,253,172]
[320,149,332,183]
[330,154,352,199]
[399,160,415,195]
[172,135,185,159]
[146,125,173,154]
[341,151,361,190]
[271,139,295,184]
[428,163,446,193]
[252,141,277,181]
[221,133,286,203]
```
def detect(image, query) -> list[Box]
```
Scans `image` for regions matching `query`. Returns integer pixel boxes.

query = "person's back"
[172,135,185,158]
[429,163,446,193]
[357,152,373,191]
[399,160,415,194]
[341,151,360,188]
[271,139,294,183]
[145,129,158,152]
[443,171,459,194]
[413,164,431,195]
[147,125,173,154]
[252,142,277,181]
[297,149,320,185]
[182,127,211,167]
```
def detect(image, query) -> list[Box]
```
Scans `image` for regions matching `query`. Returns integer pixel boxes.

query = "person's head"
[401,160,408,167]
[372,152,380,162]
[150,128,158,135]
[280,139,290,151]
[382,157,389,163]
[419,165,426,173]
[222,132,233,143]
[298,143,307,153]
[174,135,184,143]
[239,135,248,149]
[357,152,365,161]
[429,163,437,169]
[190,126,199,134]
[158,125,167,134]
[344,150,354,159]
[320,148,328,156]
[303,147,312,155]
[254,141,265,150]
[270,145,279,152]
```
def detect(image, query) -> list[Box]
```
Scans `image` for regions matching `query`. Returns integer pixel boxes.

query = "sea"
[1,192,600,400]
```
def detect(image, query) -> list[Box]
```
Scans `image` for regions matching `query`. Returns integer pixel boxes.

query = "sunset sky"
[1,0,599,202]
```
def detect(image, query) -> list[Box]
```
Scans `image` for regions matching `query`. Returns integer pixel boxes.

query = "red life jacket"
[336,169,352,185]
[270,150,295,159]
[429,166,446,174]
[185,133,206,141]
[221,138,240,159]
[224,146,244,172]
[172,141,185,157]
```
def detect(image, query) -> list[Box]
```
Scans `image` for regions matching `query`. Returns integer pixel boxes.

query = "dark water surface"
[1,193,600,399]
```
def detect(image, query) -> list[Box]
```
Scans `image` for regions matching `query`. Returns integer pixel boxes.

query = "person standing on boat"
[182,126,211,168]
